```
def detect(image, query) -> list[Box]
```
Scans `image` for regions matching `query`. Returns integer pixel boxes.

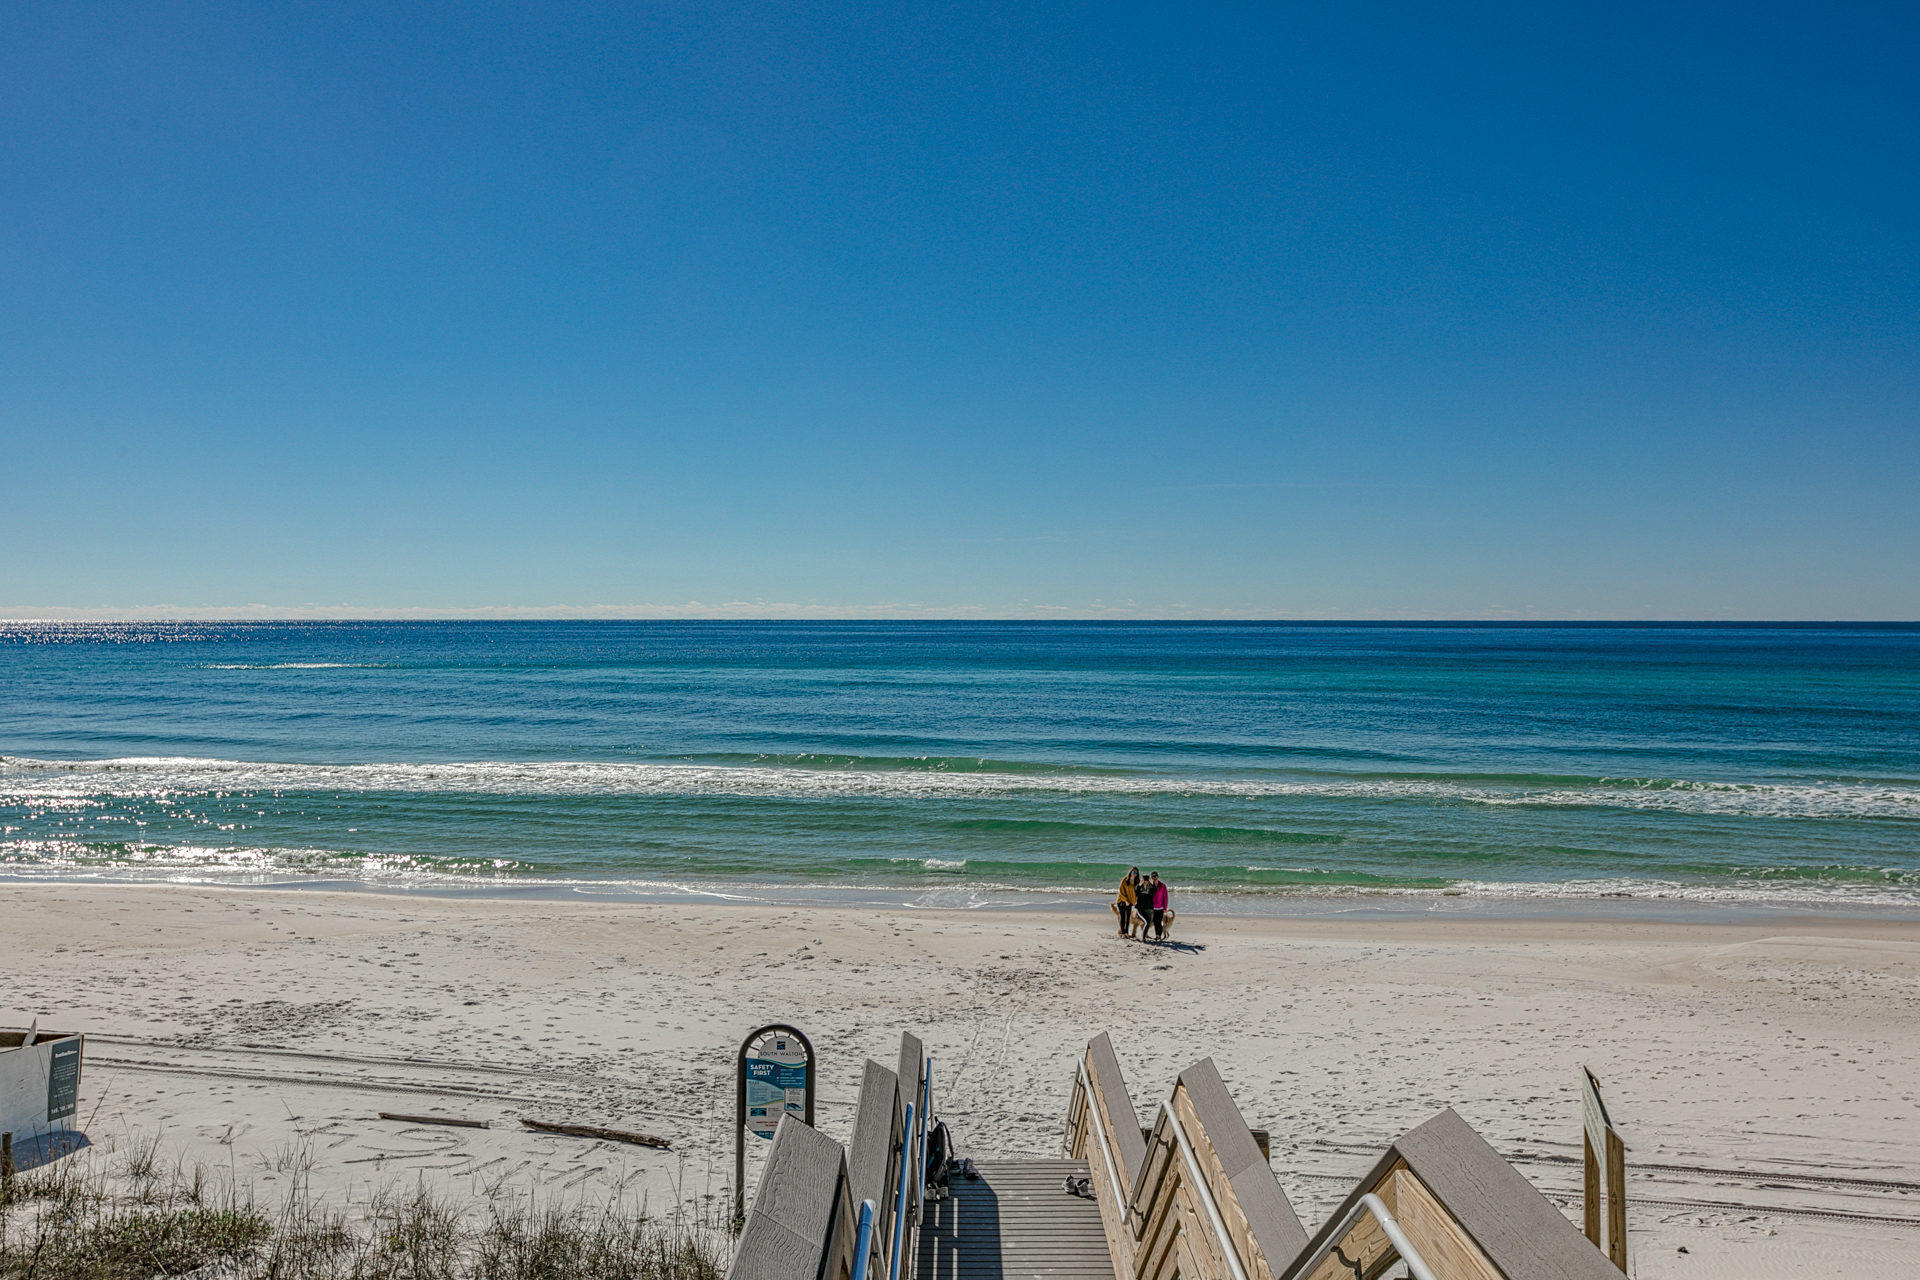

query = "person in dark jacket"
[1140,872,1166,940]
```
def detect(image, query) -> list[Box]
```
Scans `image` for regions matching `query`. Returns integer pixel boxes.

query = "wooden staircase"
[730,1030,1630,1280]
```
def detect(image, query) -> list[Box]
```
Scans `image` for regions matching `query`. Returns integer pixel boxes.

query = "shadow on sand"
[5,1130,91,1173]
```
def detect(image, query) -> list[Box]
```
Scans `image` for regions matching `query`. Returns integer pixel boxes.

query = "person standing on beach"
[1139,871,1164,940]
[1116,867,1141,937]
[1149,874,1171,940]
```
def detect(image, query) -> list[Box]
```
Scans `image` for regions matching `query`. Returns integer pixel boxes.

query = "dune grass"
[1,1149,269,1280]
[1,1140,726,1280]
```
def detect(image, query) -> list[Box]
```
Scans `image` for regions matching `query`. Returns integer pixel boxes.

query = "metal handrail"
[914,1060,931,1224]
[849,1200,879,1280]
[888,1101,916,1280]
[1073,1058,1130,1212]
[1287,1193,1439,1280]
[1158,1099,1251,1280]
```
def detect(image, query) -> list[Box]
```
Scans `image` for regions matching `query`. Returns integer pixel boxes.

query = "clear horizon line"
[3,605,1916,625]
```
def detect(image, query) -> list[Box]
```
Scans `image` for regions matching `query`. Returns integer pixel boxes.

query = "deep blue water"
[2,621,1917,906]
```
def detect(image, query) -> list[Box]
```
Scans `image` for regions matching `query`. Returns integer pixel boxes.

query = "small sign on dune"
[1,1027,85,1149]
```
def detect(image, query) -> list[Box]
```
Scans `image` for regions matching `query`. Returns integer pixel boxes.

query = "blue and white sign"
[744,1032,809,1139]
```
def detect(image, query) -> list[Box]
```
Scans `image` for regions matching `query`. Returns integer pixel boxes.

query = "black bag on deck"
[925,1119,953,1194]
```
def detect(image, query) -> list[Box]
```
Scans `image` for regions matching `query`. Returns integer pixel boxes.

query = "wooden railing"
[1071,1053,1308,1280]
[1064,1032,1148,1276]
[1278,1109,1622,1280]
[1067,1037,1624,1280]
[846,1060,906,1277]
[729,1117,863,1280]
[732,1034,930,1280]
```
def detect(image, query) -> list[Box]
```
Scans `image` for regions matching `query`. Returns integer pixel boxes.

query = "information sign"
[743,1034,809,1140]
[46,1039,81,1124]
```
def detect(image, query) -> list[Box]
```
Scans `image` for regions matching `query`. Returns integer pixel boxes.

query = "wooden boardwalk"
[918,1159,1117,1280]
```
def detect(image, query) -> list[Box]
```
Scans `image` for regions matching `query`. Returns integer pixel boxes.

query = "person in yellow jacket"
[1113,866,1142,937]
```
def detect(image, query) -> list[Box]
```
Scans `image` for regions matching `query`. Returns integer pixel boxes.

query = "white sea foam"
[5,842,1915,909]
[3,754,1918,819]
[1444,875,1920,908]
[0,837,526,885]
[887,854,968,869]
[202,663,383,669]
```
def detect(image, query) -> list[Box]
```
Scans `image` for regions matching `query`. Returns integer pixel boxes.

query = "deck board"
[918,1159,1119,1280]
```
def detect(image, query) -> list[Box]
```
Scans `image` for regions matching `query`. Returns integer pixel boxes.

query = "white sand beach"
[7,884,1919,1278]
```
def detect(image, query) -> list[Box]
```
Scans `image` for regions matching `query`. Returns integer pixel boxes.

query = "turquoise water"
[2,621,1917,907]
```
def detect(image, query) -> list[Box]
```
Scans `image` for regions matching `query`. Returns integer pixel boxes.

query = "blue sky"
[3,2,1915,619]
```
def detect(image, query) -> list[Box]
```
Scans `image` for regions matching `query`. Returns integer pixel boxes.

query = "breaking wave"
[4,838,1917,908]
[3,755,1917,820]
[202,662,387,670]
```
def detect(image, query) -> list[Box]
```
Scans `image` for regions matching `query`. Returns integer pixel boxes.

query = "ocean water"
[2,621,1917,909]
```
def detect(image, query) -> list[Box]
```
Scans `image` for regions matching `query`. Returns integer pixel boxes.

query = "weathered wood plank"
[729,1116,855,1280]
[847,1060,904,1250]
[1086,1033,1146,1184]
[1385,1164,1502,1280]
[1174,1059,1309,1279]
[1282,1109,1618,1280]
[1582,1132,1601,1246]
[1394,1108,1619,1280]
[897,1033,928,1277]
[1604,1128,1627,1272]
[898,1032,926,1118]
[1130,1137,1184,1280]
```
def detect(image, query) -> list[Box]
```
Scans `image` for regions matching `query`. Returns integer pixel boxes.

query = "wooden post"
[1582,1131,1601,1244]
[2,1131,13,1192]
[1581,1068,1628,1274]
[1605,1128,1628,1272]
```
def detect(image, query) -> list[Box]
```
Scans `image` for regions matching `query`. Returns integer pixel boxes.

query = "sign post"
[734,1023,816,1229]
[1581,1067,1628,1273]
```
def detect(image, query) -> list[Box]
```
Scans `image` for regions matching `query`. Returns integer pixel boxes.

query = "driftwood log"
[520,1118,672,1150]
[378,1112,491,1129]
